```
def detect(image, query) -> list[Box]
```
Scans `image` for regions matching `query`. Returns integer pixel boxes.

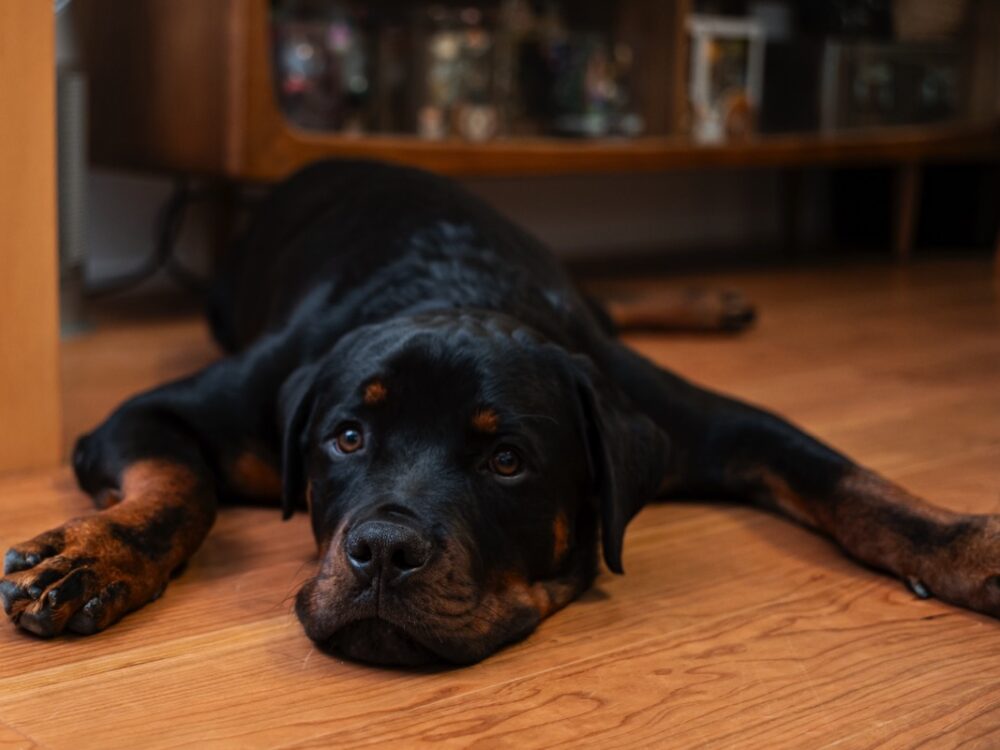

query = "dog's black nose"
[345,520,432,586]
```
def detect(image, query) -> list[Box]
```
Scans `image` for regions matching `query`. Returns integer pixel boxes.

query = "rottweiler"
[3,160,998,665]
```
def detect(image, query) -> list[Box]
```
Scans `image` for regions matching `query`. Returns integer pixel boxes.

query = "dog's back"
[208,160,587,353]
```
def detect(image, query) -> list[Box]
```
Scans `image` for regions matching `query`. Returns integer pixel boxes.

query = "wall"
[84,167,828,285]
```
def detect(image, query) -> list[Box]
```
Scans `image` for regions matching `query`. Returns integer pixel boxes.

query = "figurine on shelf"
[272,2,370,133]
[547,34,642,138]
[511,2,643,139]
[417,5,501,142]
[270,0,645,141]
[687,15,766,143]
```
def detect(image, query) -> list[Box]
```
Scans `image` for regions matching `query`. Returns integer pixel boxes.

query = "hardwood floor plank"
[0,721,41,750]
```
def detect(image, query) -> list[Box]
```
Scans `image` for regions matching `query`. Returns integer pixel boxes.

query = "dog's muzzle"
[295,516,446,666]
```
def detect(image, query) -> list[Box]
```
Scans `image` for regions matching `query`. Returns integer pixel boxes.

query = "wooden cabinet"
[0,1,62,472]
[78,0,692,179]
[77,0,1000,182]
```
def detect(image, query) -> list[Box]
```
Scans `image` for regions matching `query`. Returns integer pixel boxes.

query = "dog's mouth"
[301,590,540,667]
[296,582,520,666]
[326,618,437,666]
[295,577,467,666]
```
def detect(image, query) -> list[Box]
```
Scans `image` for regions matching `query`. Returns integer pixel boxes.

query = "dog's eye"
[489,446,522,477]
[333,423,364,454]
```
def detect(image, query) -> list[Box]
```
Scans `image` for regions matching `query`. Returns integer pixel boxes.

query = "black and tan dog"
[3,160,998,665]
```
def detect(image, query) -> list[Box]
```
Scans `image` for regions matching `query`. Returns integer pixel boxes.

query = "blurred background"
[59,0,999,297]
[1,0,998,473]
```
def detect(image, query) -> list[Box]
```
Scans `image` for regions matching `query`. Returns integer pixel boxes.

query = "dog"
[2,160,998,665]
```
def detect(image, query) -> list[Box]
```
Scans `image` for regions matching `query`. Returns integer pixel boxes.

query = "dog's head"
[282,312,667,665]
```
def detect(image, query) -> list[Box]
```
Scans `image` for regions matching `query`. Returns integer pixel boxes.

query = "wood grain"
[0,720,39,750]
[0,260,998,748]
[0,1,62,473]
[77,0,236,175]
[239,117,1000,182]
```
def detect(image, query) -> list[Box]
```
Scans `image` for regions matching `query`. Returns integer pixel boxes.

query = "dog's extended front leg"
[601,341,1000,618]
[1,342,296,637]
[2,453,215,636]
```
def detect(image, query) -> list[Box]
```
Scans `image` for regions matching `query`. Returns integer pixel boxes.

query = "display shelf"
[78,0,998,181]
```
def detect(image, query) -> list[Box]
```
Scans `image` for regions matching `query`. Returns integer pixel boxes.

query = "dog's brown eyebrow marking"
[364,379,388,405]
[552,511,570,563]
[472,408,500,434]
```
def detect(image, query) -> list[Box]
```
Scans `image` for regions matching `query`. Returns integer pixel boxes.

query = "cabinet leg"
[780,169,803,259]
[893,162,921,263]
[0,0,61,472]
[994,224,999,269]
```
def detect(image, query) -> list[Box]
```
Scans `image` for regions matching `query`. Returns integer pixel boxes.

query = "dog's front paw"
[1,516,171,637]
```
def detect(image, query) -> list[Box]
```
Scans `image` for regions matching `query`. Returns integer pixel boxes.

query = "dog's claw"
[0,579,25,614]
[17,609,57,638]
[4,549,31,575]
[906,576,931,599]
[67,596,103,635]
[47,567,92,609]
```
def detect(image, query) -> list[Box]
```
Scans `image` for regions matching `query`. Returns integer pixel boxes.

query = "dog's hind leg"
[597,288,756,333]
[598,340,1000,619]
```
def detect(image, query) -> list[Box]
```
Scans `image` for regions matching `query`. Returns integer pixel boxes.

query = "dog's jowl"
[3,160,998,664]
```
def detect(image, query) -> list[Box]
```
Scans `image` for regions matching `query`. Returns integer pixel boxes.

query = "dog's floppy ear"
[571,357,669,574]
[278,363,319,520]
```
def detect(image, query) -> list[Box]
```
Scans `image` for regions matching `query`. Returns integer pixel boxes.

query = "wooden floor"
[1,259,999,749]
